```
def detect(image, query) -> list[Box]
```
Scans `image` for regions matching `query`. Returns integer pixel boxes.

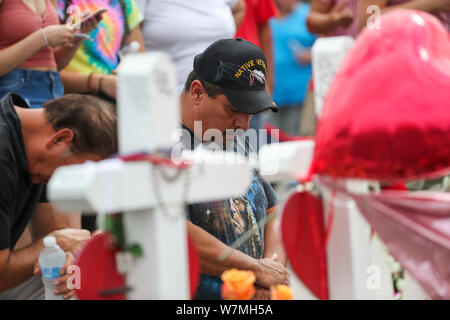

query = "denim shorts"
[0,69,64,108]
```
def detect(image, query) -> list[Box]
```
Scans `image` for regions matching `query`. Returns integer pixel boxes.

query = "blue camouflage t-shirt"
[180,126,278,299]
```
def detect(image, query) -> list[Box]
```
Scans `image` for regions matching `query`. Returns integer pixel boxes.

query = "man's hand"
[330,0,354,28]
[49,228,91,254]
[253,254,289,289]
[252,285,271,300]
[33,251,77,300]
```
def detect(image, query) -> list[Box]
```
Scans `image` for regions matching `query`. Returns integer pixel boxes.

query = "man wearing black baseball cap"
[181,38,279,146]
[193,37,278,115]
[180,38,287,300]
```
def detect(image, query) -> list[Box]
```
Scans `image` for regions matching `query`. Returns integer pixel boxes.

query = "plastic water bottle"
[39,236,66,300]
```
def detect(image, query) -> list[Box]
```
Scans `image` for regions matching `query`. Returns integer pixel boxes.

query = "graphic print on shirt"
[229,197,247,236]
[228,195,263,257]
[188,169,266,260]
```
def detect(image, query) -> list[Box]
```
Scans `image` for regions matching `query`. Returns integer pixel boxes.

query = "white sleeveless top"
[136,0,239,92]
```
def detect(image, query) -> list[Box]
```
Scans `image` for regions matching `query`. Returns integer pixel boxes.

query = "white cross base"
[260,141,429,300]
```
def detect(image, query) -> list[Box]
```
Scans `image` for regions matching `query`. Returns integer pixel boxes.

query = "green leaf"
[127,243,143,257]
[103,214,126,250]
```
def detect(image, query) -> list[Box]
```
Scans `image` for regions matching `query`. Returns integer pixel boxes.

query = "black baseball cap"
[193,38,278,114]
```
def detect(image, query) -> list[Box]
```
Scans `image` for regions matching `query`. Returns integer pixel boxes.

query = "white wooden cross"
[47,52,252,300]
[259,138,429,300]
[258,36,428,300]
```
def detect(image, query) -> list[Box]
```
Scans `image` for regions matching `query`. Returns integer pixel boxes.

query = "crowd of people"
[0,0,449,300]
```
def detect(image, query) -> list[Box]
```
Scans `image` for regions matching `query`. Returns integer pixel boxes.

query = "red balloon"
[187,234,200,299]
[281,192,329,300]
[75,233,126,300]
[74,232,201,299]
[313,10,450,181]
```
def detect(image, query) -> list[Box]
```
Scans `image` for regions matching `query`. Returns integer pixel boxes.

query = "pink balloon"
[313,10,450,181]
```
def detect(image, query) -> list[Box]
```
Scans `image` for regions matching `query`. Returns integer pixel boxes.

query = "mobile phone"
[72,8,108,29]
[92,8,108,19]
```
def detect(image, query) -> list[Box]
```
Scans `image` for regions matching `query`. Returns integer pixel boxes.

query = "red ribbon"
[120,152,191,169]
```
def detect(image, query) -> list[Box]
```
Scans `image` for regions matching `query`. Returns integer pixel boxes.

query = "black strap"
[118,0,130,36]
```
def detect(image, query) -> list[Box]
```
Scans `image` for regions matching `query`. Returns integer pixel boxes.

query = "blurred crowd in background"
[1,0,449,299]
[1,0,449,140]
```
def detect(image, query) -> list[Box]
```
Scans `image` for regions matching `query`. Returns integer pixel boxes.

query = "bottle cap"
[129,41,140,52]
[43,236,57,248]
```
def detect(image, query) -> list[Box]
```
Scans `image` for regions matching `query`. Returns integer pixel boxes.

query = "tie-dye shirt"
[57,0,143,75]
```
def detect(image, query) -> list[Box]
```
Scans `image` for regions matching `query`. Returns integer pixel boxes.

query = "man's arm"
[252,206,288,299]
[29,203,81,241]
[0,156,42,291]
[255,0,278,95]
[258,22,274,95]
[0,198,87,291]
[358,0,450,31]
[187,221,257,276]
[122,25,147,52]
[0,227,90,292]
[232,0,247,30]
[263,206,287,265]
[187,221,288,288]
[307,0,354,35]
[14,201,82,251]
[0,241,43,291]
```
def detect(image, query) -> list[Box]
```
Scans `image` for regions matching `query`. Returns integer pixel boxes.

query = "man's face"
[195,91,252,144]
[29,152,102,184]
[27,128,103,184]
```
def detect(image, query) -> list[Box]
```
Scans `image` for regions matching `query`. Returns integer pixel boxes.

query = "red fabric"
[75,232,200,300]
[263,122,314,142]
[313,10,450,181]
[382,183,408,191]
[318,176,450,299]
[75,233,126,300]
[187,234,200,299]
[235,0,279,47]
[352,191,450,299]
[309,79,314,91]
[281,192,329,300]
[121,152,191,169]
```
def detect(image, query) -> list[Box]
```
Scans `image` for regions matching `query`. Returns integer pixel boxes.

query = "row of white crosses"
[48,52,253,299]
[259,36,428,300]
[48,40,429,300]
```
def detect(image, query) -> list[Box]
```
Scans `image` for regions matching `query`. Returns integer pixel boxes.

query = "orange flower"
[221,268,256,300]
[270,284,293,300]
